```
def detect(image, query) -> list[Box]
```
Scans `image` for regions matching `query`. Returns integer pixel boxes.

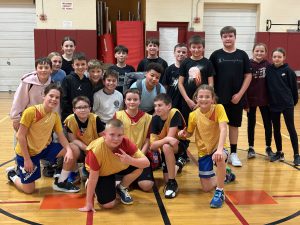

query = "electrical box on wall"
[193,17,200,24]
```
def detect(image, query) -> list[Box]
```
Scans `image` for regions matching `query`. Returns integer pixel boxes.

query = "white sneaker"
[229,153,242,167]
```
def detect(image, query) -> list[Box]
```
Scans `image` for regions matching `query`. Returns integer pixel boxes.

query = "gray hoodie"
[10,71,51,122]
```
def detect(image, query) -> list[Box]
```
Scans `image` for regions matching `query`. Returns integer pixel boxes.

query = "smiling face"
[189,43,204,59]
[103,75,118,93]
[125,92,140,111]
[115,51,128,64]
[145,69,160,89]
[43,89,61,111]
[73,59,87,77]
[154,100,171,119]
[89,67,103,84]
[62,40,75,57]
[50,55,62,72]
[103,126,124,149]
[146,43,159,57]
[174,46,188,63]
[36,63,52,84]
[196,89,214,113]
[253,45,267,63]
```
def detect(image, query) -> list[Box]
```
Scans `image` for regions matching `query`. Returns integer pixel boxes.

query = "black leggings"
[271,108,299,155]
[247,106,272,147]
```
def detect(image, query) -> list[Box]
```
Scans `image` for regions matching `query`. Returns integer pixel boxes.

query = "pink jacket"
[10,71,52,122]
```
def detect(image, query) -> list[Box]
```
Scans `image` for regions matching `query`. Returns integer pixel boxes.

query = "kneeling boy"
[79,119,150,211]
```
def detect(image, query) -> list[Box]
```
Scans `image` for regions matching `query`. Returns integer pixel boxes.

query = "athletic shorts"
[198,149,229,178]
[223,102,243,127]
[16,142,63,184]
[95,166,139,205]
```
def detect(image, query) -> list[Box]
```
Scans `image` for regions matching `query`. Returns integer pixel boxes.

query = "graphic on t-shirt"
[114,100,120,108]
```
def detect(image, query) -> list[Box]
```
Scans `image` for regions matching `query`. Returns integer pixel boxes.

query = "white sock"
[58,169,70,183]
[216,187,223,192]
[10,174,19,183]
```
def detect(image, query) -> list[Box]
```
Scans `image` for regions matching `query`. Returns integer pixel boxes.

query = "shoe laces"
[120,186,131,198]
[214,190,223,199]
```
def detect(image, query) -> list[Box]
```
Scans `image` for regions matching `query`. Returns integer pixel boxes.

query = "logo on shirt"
[77,85,82,90]
[114,100,120,109]
[281,73,286,77]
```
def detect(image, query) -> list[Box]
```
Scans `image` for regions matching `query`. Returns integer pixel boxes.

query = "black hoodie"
[265,63,298,112]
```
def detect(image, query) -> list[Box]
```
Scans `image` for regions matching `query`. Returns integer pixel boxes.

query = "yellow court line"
[242,115,300,144]
[0,115,9,124]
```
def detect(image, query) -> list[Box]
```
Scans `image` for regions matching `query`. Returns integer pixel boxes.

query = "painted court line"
[0,115,9,124]
[0,200,40,204]
[0,208,42,225]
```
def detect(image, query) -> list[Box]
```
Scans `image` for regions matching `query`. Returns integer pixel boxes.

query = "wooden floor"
[0,92,299,225]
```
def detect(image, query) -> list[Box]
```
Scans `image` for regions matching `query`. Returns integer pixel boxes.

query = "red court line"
[272,195,300,198]
[225,198,249,225]
[0,201,40,204]
[86,211,94,225]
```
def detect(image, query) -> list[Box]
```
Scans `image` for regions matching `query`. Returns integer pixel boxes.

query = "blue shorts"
[198,149,229,178]
[16,142,63,184]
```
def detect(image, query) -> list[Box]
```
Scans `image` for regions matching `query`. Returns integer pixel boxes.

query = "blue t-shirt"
[51,69,66,85]
[130,79,166,113]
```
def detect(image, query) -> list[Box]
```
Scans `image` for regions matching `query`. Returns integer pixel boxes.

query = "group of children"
[6,25,299,211]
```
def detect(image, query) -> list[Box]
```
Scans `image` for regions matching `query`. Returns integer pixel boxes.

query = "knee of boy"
[138,180,154,192]
[102,200,116,209]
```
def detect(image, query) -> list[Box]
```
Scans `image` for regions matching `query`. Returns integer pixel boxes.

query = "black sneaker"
[6,166,17,182]
[42,162,57,177]
[53,177,80,193]
[176,157,187,173]
[270,151,285,162]
[265,147,275,159]
[247,147,256,159]
[164,179,178,199]
[294,154,300,166]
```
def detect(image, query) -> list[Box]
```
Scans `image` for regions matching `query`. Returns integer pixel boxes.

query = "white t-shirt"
[93,89,123,123]
[130,79,166,113]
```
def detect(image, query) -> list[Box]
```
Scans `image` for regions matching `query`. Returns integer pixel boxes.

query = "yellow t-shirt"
[187,104,228,157]
[15,104,62,156]
[115,110,151,149]
[86,137,145,176]
[64,113,99,145]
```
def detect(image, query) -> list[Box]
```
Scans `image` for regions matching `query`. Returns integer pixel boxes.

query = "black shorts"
[223,102,243,127]
[95,166,138,205]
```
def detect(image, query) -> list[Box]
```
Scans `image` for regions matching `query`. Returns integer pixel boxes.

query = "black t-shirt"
[209,49,251,104]
[137,57,168,82]
[61,56,74,75]
[151,111,184,134]
[109,64,135,93]
[179,57,215,99]
[162,64,182,109]
[66,114,105,134]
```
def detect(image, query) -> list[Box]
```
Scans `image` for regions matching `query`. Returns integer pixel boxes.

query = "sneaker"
[176,157,187,173]
[247,147,256,159]
[265,147,275,159]
[6,166,17,182]
[228,153,242,167]
[225,172,236,184]
[53,167,62,178]
[67,171,80,184]
[164,179,178,199]
[42,161,57,177]
[116,184,133,205]
[53,177,80,193]
[81,166,89,182]
[270,151,285,162]
[210,189,225,208]
[294,154,300,166]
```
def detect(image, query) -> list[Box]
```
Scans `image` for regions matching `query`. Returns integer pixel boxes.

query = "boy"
[79,119,150,211]
[209,26,252,167]
[162,43,188,110]
[10,57,52,132]
[6,83,80,194]
[115,88,154,191]
[61,52,93,121]
[64,96,105,183]
[88,59,104,93]
[109,45,135,93]
[130,63,166,114]
[137,37,168,81]
[150,94,186,199]
[178,35,215,124]
[93,68,123,124]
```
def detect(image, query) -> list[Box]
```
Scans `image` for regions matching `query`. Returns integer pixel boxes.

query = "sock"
[230,144,237,154]
[119,183,128,189]
[216,187,223,192]
[10,174,19,183]
[58,169,70,183]
[249,146,253,149]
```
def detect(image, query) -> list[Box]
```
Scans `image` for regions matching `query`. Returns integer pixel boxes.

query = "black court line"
[0,208,43,225]
[152,183,171,225]
[265,210,300,225]
[237,149,300,171]
[0,158,15,168]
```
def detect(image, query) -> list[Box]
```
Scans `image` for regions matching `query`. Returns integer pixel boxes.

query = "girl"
[61,36,76,75]
[178,84,235,208]
[266,48,299,166]
[245,43,274,159]
[48,52,66,85]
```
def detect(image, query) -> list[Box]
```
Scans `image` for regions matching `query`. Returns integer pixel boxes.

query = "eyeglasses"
[74,105,90,110]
